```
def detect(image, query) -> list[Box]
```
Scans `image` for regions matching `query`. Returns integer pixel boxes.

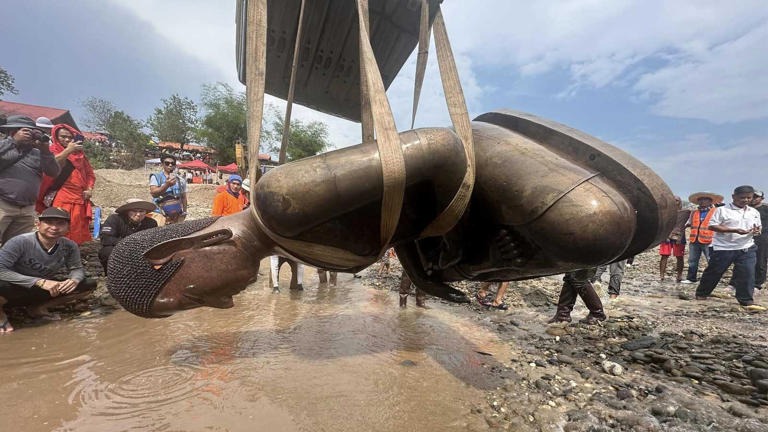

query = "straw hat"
[688,191,724,204]
[116,199,157,214]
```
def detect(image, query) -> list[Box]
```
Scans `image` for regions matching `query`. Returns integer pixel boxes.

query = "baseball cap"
[39,207,71,221]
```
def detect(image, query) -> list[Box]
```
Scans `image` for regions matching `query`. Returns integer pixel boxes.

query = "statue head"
[107,216,266,317]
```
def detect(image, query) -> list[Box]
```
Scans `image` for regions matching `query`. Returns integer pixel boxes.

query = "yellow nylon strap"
[419,7,476,237]
[411,0,432,129]
[245,0,268,184]
[355,0,406,248]
[279,0,307,165]
[248,0,406,269]
[359,0,375,142]
[252,209,375,268]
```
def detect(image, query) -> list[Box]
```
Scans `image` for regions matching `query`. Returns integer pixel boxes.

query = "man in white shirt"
[695,185,763,309]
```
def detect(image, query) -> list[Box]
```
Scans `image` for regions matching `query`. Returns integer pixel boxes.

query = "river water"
[0,268,510,431]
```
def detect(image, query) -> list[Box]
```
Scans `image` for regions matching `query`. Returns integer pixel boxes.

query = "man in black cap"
[0,207,97,332]
[0,115,61,245]
[99,199,158,274]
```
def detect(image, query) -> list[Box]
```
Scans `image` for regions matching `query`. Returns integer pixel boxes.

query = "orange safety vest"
[689,208,715,244]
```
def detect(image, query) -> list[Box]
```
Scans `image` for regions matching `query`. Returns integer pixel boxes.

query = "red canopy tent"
[177,159,213,171]
[216,163,239,174]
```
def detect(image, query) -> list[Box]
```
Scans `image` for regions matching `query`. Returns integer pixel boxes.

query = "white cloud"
[109,0,240,85]
[614,133,768,197]
[634,22,768,123]
[109,0,767,134]
[438,0,768,123]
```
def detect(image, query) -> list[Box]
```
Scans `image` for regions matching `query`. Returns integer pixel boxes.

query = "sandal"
[475,292,489,304]
[489,302,509,311]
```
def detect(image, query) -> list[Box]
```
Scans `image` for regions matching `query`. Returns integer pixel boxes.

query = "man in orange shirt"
[212,175,248,216]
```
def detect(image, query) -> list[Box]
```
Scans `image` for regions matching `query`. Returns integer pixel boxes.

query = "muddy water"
[0,267,510,431]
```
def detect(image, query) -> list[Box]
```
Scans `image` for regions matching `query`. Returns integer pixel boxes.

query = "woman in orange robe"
[37,124,95,244]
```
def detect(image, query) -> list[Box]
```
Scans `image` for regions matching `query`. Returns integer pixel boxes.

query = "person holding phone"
[695,185,764,309]
[149,154,188,225]
[36,124,95,244]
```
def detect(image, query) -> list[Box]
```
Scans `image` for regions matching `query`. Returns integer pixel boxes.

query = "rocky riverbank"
[365,255,768,431]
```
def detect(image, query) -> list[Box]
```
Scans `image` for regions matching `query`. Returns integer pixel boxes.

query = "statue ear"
[143,228,233,266]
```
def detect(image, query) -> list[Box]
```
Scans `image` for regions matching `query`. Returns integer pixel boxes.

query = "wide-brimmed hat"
[39,207,70,221]
[688,191,724,204]
[0,115,42,131]
[116,199,156,214]
[241,178,251,192]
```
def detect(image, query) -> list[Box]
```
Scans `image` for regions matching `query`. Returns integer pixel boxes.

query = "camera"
[74,133,85,142]
[31,130,50,144]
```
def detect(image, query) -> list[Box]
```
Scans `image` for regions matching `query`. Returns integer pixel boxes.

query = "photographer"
[149,154,188,225]
[0,116,60,245]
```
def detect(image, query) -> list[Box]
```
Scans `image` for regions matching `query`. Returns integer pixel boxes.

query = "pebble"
[601,360,624,376]
[753,379,768,393]
[726,403,756,418]
[690,353,715,360]
[400,360,417,367]
[713,380,753,395]
[747,368,768,382]
[546,326,568,337]
[650,404,676,418]
[622,336,657,351]
[557,355,575,365]
[616,388,634,400]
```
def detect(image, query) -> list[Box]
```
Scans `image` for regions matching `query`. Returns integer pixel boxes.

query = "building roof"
[156,141,216,154]
[0,101,79,130]
[82,131,108,142]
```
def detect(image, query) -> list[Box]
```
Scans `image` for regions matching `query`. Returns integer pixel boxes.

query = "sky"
[1,0,766,199]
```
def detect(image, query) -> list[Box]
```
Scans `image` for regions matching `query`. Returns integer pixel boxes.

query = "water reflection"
[0,272,509,432]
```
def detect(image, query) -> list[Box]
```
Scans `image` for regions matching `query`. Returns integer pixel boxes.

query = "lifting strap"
[279,0,307,165]
[245,0,267,184]
[411,0,432,129]
[355,0,407,248]
[415,6,476,237]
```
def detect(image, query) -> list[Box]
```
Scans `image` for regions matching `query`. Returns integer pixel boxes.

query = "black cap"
[39,207,71,221]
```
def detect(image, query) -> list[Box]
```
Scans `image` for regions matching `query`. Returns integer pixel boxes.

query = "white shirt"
[709,203,762,251]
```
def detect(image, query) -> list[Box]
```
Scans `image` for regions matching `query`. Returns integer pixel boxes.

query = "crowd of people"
[1,115,765,333]
[0,118,257,332]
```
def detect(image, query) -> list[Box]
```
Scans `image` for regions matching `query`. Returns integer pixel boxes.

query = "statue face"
[149,237,260,317]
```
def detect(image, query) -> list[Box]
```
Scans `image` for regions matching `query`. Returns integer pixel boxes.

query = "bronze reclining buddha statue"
[107,0,676,318]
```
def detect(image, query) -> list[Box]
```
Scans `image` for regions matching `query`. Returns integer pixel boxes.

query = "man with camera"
[149,154,188,225]
[0,115,60,245]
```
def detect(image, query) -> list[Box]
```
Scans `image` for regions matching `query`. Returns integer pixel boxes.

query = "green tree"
[0,67,18,99]
[80,97,116,132]
[147,94,199,149]
[198,83,247,163]
[107,111,149,169]
[262,105,331,162]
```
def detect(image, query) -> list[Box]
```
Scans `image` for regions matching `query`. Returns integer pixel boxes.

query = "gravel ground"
[367,254,768,431]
